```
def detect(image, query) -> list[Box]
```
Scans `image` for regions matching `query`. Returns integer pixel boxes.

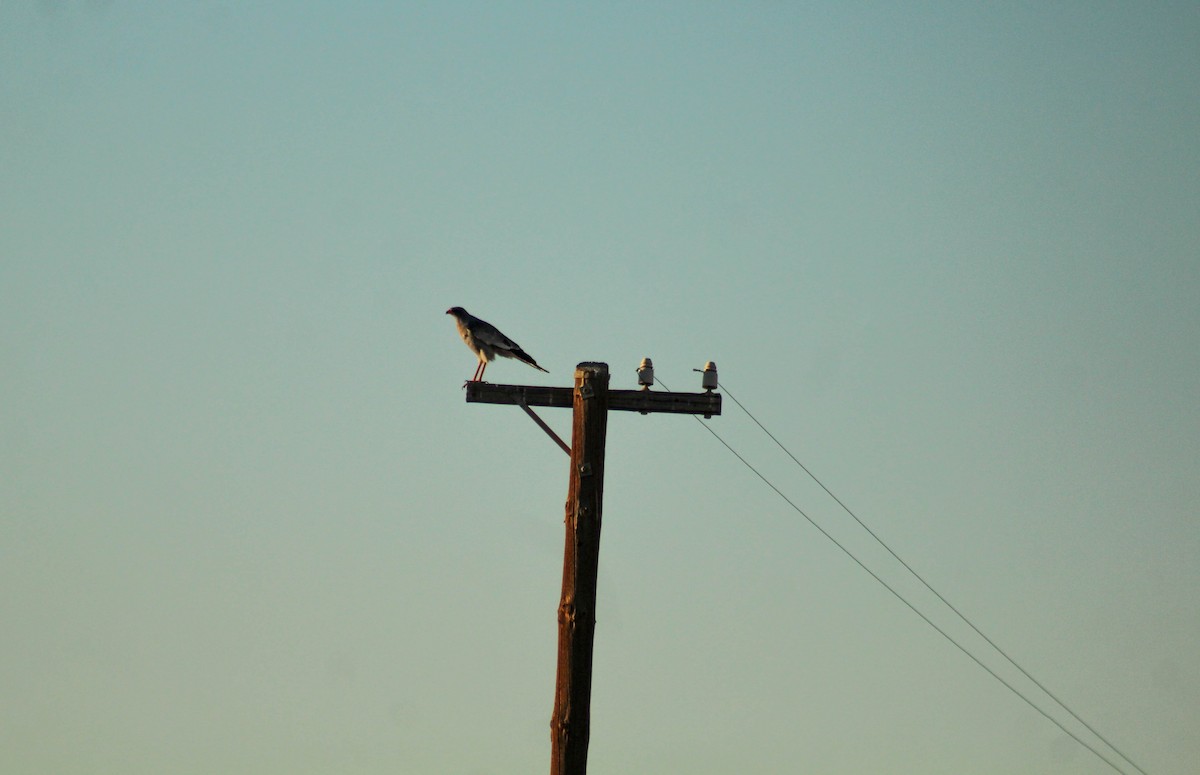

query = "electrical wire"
[653,376,1134,775]
[716,381,1150,775]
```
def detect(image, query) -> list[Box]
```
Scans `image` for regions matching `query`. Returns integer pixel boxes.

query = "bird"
[446,306,549,382]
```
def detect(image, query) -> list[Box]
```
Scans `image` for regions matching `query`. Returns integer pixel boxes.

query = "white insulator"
[700,361,718,390]
[637,357,655,388]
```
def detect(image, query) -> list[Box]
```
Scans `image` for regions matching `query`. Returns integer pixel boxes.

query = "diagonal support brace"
[518,396,571,456]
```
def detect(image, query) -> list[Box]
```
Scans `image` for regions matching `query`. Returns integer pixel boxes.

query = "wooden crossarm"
[464,382,721,417]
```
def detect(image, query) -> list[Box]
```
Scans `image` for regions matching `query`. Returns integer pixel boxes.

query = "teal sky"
[3,3,1198,773]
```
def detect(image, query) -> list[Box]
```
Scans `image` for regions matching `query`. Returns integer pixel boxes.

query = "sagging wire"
[716,380,1149,775]
[654,374,1137,775]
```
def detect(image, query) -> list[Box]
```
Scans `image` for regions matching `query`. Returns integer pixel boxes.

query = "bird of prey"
[446,306,549,382]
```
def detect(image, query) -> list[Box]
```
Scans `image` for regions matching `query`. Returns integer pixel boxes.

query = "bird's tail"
[513,349,549,373]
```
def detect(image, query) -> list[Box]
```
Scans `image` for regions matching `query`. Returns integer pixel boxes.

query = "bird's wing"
[469,318,521,353]
[465,315,547,372]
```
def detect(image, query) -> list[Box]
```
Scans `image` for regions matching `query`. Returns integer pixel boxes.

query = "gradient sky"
[3,3,1198,774]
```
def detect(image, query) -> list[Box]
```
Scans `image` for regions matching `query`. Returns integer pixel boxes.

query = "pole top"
[575,362,609,378]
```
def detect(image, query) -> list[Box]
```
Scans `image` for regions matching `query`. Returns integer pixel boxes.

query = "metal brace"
[518,392,570,456]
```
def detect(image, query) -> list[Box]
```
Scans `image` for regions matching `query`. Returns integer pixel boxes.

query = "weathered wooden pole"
[462,366,719,772]
[550,362,610,775]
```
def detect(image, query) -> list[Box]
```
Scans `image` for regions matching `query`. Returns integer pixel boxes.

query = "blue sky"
[2,2,1198,773]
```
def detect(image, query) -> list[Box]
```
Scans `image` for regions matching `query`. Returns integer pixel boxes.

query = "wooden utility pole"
[550,363,609,774]
[464,362,720,775]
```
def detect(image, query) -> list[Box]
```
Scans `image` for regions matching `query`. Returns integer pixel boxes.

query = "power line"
[716,381,1150,775]
[653,376,1133,775]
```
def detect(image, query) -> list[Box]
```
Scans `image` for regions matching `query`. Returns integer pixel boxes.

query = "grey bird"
[446,306,549,382]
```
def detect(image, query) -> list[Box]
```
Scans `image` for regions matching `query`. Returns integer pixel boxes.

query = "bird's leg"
[478,361,488,382]
[464,361,482,389]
